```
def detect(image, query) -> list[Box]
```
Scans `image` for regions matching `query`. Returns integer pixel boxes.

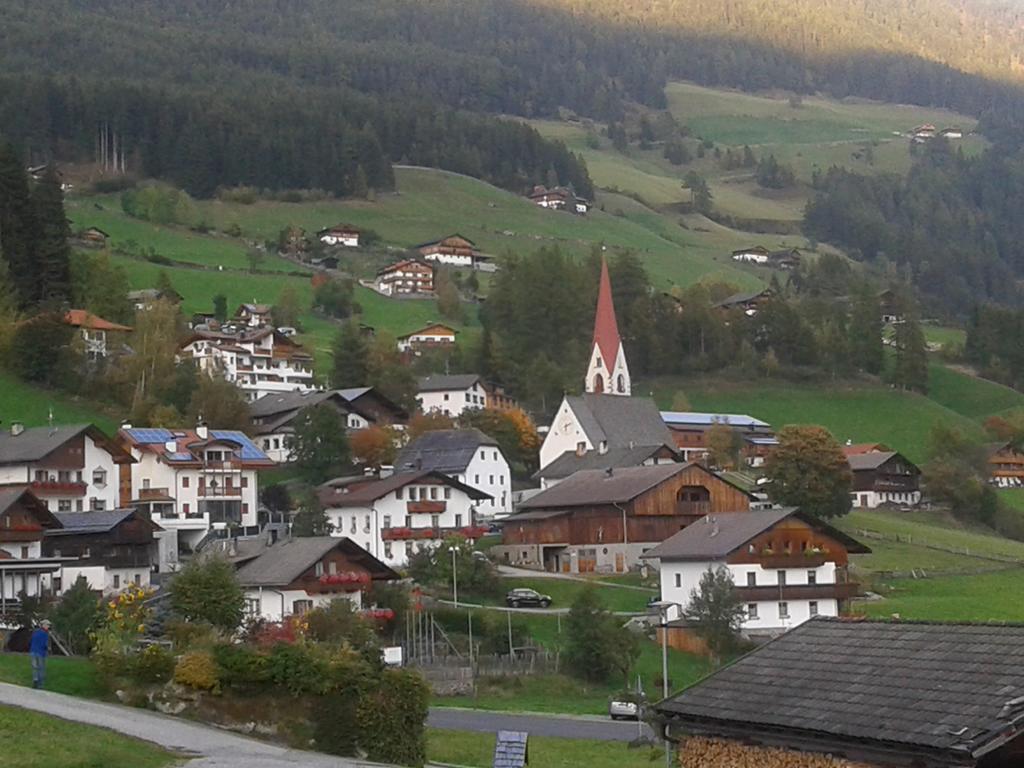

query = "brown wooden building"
[987,442,1024,488]
[847,450,921,508]
[495,463,752,573]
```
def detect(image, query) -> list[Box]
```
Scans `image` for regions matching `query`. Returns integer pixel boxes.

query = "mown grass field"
[860,569,1024,622]
[927,364,1024,421]
[0,371,118,432]
[427,728,665,768]
[649,376,985,465]
[450,577,653,614]
[0,654,107,699]
[0,704,175,768]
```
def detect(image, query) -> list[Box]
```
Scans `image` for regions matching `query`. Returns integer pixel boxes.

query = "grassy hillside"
[648,377,985,464]
[927,364,1024,421]
[0,371,118,433]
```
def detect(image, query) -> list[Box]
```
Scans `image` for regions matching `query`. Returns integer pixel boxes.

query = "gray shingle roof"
[395,429,498,474]
[249,390,345,418]
[234,536,397,587]
[48,509,137,535]
[517,463,692,510]
[418,374,482,392]
[565,395,674,451]
[534,444,677,481]
[657,618,1024,760]
[846,450,903,471]
[641,508,869,561]
[317,470,491,508]
[0,424,93,464]
[493,730,528,768]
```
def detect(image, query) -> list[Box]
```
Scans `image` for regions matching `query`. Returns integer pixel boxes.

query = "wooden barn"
[495,463,752,573]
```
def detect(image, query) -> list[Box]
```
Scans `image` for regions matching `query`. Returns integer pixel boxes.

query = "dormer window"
[92,468,107,486]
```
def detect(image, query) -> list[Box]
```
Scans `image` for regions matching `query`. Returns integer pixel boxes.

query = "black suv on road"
[505,588,552,608]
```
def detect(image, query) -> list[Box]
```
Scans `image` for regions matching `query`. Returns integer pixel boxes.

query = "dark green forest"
[5,0,1024,199]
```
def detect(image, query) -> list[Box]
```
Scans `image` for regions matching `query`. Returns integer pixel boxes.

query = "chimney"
[379,464,394,479]
[164,439,177,453]
[575,443,586,458]
[196,422,209,440]
[599,440,608,455]
[10,422,24,437]
[120,420,132,431]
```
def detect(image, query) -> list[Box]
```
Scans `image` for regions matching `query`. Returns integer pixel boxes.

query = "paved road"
[0,681,382,768]
[428,706,656,742]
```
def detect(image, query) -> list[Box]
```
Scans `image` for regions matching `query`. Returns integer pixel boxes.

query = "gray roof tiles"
[534,444,677,481]
[566,394,674,451]
[517,463,692,510]
[395,429,499,474]
[418,374,482,392]
[0,424,93,464]
[234,536,397,587]
[48,509,139,535]
[656,618,1024,758]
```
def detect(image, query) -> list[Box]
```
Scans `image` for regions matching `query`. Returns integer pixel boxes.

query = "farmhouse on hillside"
[496,462,753,573]
[317,224,360,247]
[661,411,776,465]
[396,323,458,354]
[527,185,590,214]
[180,325,317,401]
[63,309,132,361]
[250,388,407,463]
[643,507,869,641]
[987,442,1024,488]
[712,288,774,316]
[375,258,435,296]
[395,428,512,517]
[730,246,801,269]
[76,226,110,248]
[656,618,1024,768]
[128,287,184,311]
[317,470,491,568]
[0,423,135,512]
[417,374,517,417]
[842,445,921,508]
[416,234,491,270]
[229,535,398,621]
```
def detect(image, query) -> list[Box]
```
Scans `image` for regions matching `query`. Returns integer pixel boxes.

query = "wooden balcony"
[755,552,829,569]
[381,525,487,541]
[30,480,87,496]
[407,500,446,514]
[198,486,242,498]
[735,582,863,602]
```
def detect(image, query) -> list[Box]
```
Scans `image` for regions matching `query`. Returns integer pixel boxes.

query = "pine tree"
[331,321,370,387]
[848,284,884,374]
[0,143,38,308]
[30,165,72,308]
[892,305,929,393]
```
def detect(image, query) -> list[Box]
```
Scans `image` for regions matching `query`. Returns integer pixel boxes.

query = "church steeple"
[585,258,631,396]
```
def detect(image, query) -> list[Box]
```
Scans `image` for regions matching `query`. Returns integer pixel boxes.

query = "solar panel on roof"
[128,428,173,443]
[211,430,269,460]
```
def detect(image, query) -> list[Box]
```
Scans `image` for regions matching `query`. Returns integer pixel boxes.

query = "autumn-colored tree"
[351,425,400,469]
[505,407,542,468]
[407,411,455,441]
[705,422,743,470]
[765,425,852,518]
[460,407,541,471]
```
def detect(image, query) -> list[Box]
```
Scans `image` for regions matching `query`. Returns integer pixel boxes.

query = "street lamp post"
[451,546,459,608]
[659,602,683,768]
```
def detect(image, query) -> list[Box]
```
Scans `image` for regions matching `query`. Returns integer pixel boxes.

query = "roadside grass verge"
[0,704,175,768]
[0,654,107,699]
[427,728,665,768]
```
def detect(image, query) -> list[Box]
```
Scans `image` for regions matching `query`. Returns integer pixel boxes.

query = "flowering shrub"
[174,650,220,691]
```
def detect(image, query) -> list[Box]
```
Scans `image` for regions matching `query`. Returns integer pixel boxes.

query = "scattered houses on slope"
[396,323,458,354]
[417,374,517,417]
[661,411,776,465]
[987,442,1024,488]
[63,309,132,361]
[317,224,361,247]
[375,258,435,297]
[527,185,590,215]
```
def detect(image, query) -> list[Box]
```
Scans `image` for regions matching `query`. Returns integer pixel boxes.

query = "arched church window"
[617,374,626,393]
[593,373,605,393]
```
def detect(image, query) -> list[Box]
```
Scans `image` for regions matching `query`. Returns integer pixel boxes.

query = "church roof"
[565,394,674,452]
[593,258,622,368]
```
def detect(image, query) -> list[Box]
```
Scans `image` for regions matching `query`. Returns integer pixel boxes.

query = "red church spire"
[593,257,622,369]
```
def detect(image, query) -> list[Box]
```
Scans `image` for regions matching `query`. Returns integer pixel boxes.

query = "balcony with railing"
[736,582,862,602]
[30,479,88,496]
[407,500,447,515]
[382,525,488,541]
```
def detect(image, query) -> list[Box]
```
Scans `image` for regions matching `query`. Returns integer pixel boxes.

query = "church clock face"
[561,418,575,434]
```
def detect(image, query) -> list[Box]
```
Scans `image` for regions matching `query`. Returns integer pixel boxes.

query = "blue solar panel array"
[126,428,174,444]
[211,430,270,460]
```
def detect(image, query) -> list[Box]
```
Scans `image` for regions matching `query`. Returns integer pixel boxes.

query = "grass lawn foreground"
[0,703,176,768]
[427,728,664,768]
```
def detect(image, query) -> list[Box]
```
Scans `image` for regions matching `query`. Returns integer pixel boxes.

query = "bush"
[213,643,271,687]
[357,668,430,766]
[306,600,378,651]
[130,644,176,684]
[169,557,246,633]
[267,643,329,696]
[164,619,220,650]
[48,576,101,655]
[174,650,220,691]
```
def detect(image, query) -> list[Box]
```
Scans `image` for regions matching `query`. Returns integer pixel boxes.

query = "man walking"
[29,619,51,689]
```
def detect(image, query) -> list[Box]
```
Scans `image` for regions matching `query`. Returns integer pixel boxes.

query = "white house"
[376,259,434,296]
[180,327,318,402]
[416,234,490,269]
[118,426,274,562]
[230,535,398,622]
[318,224,361,247]
[318,470,491,568]
[63,310,132,361]
[0,486,65,609]
[642,508,869,636]
[396,323,458,354]
[417,374,487,417]
[395,429,511,517]
[0,423,134,513]
[235,303,273,328]
[731,246,770,264]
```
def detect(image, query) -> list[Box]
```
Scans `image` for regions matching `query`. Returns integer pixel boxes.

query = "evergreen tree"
[848,284,884,374]
[0,143,37,308]
[892,305,929,393]
[331,321,370,388]
[683,171,713,215]
[683,566,746,661]
[289,404,351,484]
[30,165,72,307]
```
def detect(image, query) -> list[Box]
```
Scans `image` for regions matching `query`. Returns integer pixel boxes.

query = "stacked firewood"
[677,737,878,768]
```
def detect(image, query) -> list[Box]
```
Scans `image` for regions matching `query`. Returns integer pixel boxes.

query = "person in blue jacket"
[29,619,51,689]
